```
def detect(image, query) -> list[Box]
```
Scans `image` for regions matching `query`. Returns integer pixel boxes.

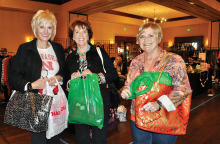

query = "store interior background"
[0,0,219,58]
[1,0,220,99]
[0,1,220,144]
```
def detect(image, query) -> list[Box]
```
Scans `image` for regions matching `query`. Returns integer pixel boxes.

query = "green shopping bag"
[129,72,173,99]
[68,74,104,129]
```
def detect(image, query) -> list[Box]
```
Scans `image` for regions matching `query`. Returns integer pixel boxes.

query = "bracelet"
[157,100,162,111]
[27,83,33,92]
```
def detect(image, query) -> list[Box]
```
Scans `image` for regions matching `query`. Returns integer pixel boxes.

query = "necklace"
[77,45,90,62]
[77,45,90,56]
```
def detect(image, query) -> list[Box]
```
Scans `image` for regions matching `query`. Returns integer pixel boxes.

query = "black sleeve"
[56,44,66,79]
[100,48,118,84]
[9,44,28,92]
[63,54,71,89]
[63,52,77,91]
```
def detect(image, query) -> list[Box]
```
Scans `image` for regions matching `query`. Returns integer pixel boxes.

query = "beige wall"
[210,21,220,48]
[56,10,69,39]
[0,8,211,52]
[0,0,61,52]
[56,0,101,38]
[89,13,140,43]
[0,8,64,52]
[0,0,219,52]
[0,9,35,52]
[161,23,209,48]
[0,0,60,12]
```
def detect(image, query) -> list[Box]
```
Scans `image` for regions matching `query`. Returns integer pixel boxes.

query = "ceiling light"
[143,9,166,23]
[185,0,194,4]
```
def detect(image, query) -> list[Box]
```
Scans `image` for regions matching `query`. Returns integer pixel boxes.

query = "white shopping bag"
[45,79,69,139]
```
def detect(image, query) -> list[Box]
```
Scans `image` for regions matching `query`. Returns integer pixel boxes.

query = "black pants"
[216,63,220,79]
[30,131,60,144]
[74,108,109,144]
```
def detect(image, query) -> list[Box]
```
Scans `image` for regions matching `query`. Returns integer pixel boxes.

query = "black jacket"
[65,44,118,108]
[9,39,65,93]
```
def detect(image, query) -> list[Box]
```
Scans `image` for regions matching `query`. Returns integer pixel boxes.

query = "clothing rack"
[0,52,16,54]
[0,55,13,103]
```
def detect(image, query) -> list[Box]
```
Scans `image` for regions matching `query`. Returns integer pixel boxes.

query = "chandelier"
[143,9,167,23]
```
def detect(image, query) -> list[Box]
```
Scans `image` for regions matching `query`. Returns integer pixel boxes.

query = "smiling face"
[73,25,89,48]
[138,27,159,53]
[36,22,53,42]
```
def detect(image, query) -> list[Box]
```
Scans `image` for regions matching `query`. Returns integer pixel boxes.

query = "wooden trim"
[105,10,196,22]
[167,16,196,22]
[147,0,220,21]
[30,0,70,5]
[104,10,146,20]
[69,0,220,21]
[70,0,147,14]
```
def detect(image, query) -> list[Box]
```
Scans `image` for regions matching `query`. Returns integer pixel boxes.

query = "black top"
[9,38,65,93]
[66,44,117,84]
[65,44,118,107]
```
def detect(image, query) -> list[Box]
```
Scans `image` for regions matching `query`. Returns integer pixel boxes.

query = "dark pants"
[216,63,220,79]
[30,132,60,144]
[130,120,177,144]
[74,109,109,144]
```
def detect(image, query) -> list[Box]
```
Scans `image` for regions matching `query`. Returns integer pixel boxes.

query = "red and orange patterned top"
[124,48,192,121]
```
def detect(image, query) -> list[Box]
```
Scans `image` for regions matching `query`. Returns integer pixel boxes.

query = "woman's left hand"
[141,101,160,113]
[82,69,92,76]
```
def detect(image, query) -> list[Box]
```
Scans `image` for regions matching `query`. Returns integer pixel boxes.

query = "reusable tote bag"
[46,79,68,139]
[68,73,104,129]
[130,53,191,135]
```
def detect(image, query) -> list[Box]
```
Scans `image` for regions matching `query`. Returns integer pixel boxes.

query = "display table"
[188,70,212,96]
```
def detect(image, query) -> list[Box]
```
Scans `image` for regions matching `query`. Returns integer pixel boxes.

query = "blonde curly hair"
[31,10,57,41]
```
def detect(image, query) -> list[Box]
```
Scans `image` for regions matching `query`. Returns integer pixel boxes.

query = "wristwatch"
[27,83,33,92]
[157,100,162,111]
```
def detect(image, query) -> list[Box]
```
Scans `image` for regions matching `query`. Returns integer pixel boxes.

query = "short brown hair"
[136,23,163,44]
[69,20,93,41]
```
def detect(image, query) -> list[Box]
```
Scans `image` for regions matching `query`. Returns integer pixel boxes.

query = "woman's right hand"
[71,71,82,79]
[31,77,49,89]
[120,87,131,99]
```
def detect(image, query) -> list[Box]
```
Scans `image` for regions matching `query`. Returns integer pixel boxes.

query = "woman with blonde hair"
[120,23,191,144]
[9,10,65,144]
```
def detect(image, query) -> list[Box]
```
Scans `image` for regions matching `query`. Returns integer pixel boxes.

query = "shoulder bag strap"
[152,53,173,91]
[158,53,174,72]
[96,47,106,73]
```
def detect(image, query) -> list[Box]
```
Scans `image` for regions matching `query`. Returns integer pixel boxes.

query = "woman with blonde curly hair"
[9,10,65,144]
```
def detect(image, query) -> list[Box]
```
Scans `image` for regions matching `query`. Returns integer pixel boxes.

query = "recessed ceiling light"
[185,0,194,5]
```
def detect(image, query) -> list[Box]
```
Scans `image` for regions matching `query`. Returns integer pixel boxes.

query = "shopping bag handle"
[51,76,59,85]
[66,80,70,91]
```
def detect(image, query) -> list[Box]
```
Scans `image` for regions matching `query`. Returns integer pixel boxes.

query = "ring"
[72,73,75,75]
